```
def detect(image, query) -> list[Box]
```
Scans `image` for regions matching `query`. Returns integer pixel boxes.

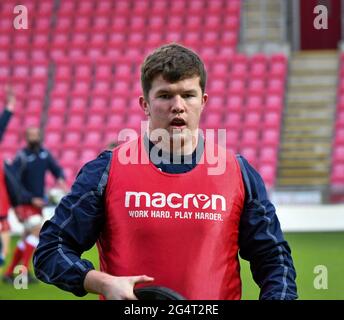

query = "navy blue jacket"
[12,147,65,200]
[33,142,298,300]
[0,109,12,142]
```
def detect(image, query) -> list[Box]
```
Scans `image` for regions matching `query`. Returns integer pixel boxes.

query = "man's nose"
[171,95,185,113]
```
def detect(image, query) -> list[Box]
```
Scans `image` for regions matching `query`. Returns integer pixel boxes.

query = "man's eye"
[183,94,194,98]
[159,94,171,99]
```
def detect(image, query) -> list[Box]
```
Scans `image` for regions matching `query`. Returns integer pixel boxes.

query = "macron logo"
[125,191,226,211]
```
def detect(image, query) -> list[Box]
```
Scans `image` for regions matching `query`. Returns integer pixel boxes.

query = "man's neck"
[147,128,199,156]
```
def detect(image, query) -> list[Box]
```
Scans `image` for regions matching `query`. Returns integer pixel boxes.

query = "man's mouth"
[170,118,186,129]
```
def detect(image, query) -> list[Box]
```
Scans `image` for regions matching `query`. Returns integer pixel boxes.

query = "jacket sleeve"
[46,150,65,180]
[33,151,112,297]
[0,109,12,142]
[237,155,298,300]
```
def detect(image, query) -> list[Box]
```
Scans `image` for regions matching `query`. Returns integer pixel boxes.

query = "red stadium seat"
[202,112,223,129]
[66,114,85,130]
[331,163,344,185]
[45,131,62,148]
[264,111,281,128]
[246,94,264,111]
[225,129,240,150]
[250,61,267,77]
[261,129,280,146]
[79,149,99,166]
[23,115,40,127]
[132,0,150,14]
[63,131,82,148]
[223,112,242,129]
[266,95,283,111]
[226,96,243,113]
[83,131,103,147]
[258,164,276,188]
[270,61,287,78]
[241,129,259,146]
[259,147,278,165]
[335,128,344,144]
[1,132,18,148]
[240,146,257,167]
[244,111,261,128]
[69,96,88,114]
[207,96,225,112]
[333,145,344,163]
[86,114,105,130]
[248,79,265,95]
[45,115,65,131]
[107,114,125,130]
[60,149,79,163]
[228,78,246,94]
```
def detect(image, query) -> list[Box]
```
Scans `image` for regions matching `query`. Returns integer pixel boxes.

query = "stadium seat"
[223,112,242,129]
[241,129,259,146]
[79,149,99,166]
[66,114,85,130]
[244,111,261,128]
[228,78,246,95]
[264,111,281,128]
[333,145,344,163]
[202,112,223,129]
[259,147,278,165]
[240,146,257,167]
[261,129,280,146]
[258,164,276,188]
[86,114,105,130]
[63,131,82,148]
[45,131,62,148]
[83,131,103,147]
[331,163,344,185]
[335,128,344,144]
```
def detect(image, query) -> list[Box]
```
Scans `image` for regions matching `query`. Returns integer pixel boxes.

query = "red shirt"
[99,137,245,299]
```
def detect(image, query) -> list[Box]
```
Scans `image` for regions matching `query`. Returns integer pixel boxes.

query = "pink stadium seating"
[331,56,344,190]
[0,0,288,190]
[258,164,276,189]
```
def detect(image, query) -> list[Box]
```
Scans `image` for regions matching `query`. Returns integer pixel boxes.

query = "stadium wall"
[7,205,344,234]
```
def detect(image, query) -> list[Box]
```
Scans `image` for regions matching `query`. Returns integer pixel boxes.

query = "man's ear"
[139,96,150,116]
[201,93,208,111]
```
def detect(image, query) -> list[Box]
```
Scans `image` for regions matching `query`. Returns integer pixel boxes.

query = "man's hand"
[57,178,68,194]
[31,197,45,208]
[5,85,15,112]
[84,270,154,300]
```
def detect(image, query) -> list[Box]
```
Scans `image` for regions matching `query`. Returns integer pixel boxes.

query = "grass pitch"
[0,232,343,300]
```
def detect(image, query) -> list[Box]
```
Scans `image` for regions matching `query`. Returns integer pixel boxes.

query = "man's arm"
[33,151,111,296]
[0,85,15,141]
[46,150,65,180]
[237,155,298,300]
[33,151,154,298]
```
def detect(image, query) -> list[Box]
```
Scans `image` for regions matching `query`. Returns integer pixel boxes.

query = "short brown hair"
[141,43,207,100]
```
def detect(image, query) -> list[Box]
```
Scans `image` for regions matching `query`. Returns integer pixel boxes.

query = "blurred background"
[0,0,343,299]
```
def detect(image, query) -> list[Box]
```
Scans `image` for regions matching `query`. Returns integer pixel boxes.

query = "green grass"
[240,232,344,300]
[1,232,343,300]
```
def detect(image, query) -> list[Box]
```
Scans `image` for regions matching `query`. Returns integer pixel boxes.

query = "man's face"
[26,128,41,147]
[140,75,208,140]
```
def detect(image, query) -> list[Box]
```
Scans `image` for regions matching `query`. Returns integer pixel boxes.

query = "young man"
[34,44,297,300]
[0,86,15,268]
[4,127,66,283]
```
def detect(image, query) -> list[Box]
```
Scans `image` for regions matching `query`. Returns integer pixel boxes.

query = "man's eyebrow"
[155,89,198,95]
[155,89,172,95]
